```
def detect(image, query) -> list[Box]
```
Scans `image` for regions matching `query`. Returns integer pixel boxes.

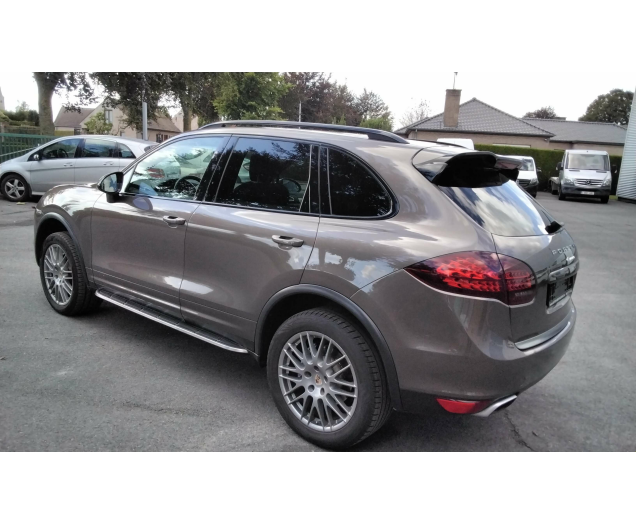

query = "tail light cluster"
[405,251,535,306]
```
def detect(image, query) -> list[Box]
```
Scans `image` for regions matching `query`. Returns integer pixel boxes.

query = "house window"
[156,133,170,143]
[104,108,113,124]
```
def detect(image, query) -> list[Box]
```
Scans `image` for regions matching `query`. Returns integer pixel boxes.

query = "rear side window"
[117,143,136,159]
[214,138,315,213]
[323,148,392,217]
[81,139,116,158]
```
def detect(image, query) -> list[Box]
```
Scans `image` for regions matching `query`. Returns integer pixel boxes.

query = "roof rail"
[198,120,409,144]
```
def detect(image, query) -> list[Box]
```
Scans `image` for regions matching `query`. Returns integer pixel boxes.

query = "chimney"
[443,89,461,128]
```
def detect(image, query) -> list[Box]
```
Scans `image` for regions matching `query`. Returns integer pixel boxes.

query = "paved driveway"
[1,192,634,451]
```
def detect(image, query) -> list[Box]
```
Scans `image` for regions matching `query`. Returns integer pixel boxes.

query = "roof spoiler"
[413,151,523,185]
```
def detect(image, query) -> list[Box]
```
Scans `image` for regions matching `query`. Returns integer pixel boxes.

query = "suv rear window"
[414,151,555,237]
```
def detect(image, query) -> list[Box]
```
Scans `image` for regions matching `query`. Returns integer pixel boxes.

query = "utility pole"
[298,101,302,122]
[142,72,148,141]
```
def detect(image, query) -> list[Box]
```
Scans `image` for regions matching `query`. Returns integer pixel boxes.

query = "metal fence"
[0,133,57,163]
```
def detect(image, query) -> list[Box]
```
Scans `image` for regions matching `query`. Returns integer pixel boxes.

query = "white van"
[505,155,539,197]
[550,149,612,203]
[436,138,475,149]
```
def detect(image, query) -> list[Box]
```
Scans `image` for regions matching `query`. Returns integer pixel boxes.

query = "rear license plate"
[547,276,575,307]
[581,191,595,195]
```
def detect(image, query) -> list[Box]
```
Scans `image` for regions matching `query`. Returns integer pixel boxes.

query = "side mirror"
[556,162,563,171]
[32,153,40,161]
[98,172,124,196]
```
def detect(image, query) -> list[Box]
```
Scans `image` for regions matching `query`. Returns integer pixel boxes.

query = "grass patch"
[610,195,618,200]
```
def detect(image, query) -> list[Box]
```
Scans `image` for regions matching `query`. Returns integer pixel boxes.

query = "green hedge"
[474,144,622,195]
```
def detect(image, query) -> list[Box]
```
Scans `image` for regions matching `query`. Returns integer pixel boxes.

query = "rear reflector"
[405,251,536,306]
[436,398,492,414]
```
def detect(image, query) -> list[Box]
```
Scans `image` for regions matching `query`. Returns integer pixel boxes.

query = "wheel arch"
[35,213,90,286]
[255,284,402,410]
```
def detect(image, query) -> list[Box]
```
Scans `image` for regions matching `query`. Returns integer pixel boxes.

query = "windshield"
[518,158,535,171]
[567,154,609,171]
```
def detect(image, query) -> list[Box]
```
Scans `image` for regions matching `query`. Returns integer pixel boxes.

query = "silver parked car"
[33,121,578,449]
[0,135,155,202]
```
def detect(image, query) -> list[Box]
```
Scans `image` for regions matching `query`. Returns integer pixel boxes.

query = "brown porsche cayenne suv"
[34,121,578,448]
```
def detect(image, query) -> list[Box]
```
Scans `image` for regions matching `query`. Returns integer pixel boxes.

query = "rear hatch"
[413,149,578,346]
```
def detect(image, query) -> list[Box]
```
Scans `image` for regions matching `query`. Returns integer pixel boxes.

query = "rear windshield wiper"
[545,220,564,234]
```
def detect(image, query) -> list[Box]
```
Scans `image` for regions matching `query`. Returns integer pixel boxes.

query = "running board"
[95,289,248,354]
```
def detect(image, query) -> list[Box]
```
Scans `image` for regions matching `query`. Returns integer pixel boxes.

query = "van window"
[567,153,609,171]
[518,159,535,171]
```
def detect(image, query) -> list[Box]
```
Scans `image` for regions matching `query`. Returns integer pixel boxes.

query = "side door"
[74,138,118,184]
[180,137,320,344]
[91,135,229,317]
[28,138,81,193]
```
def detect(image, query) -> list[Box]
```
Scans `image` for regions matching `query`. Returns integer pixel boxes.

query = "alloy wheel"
[43,244,73,305]
[4,177,26,200]
[278,331,358,432]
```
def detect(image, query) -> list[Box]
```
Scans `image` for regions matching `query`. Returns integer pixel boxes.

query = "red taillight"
[405,251,535,306]
[436,398,492,414]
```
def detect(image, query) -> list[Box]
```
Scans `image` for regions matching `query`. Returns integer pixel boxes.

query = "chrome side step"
[95,289,248,354]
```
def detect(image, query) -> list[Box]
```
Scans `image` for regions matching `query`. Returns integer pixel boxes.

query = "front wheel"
[40,232,102,316]
[1,174,31,202]
[267,308,391,449]
[558,184,566,201]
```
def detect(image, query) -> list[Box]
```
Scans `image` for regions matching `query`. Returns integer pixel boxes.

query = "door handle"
[63,163,74,167]
[272,235,304,247]
[163,215,187,226]
[102,162,115,166]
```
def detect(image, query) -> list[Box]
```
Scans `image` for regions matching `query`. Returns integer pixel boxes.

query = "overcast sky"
[1,71,633,128]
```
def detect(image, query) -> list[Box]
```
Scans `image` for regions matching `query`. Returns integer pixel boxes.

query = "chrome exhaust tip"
[471,395,518,418]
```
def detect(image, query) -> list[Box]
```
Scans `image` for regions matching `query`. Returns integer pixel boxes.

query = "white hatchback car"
[0,135,156,202]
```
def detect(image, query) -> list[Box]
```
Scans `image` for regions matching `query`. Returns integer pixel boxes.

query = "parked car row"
[31,121,578,449]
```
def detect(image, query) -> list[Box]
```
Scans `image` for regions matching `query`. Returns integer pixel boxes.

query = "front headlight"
[602,174,612,186]
[563,175,573,184]
[530,177,538,184]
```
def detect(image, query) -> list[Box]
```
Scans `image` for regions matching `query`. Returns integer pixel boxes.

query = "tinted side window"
[326,148,392,217]
[214,138,313,213]
[125,136,226,200]
[117,143,135,159]
[82,139,116,158]
[40,139,81,160]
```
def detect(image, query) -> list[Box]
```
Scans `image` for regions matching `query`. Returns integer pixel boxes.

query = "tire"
[558,183,566,201]
[551,182,558,195]
[39,232,102,316]
[267,308,391,449]
[600,196,609,204]
[1,173,31,202]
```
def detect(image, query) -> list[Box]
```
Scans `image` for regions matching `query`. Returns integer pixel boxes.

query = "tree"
[329,83,363,126]
[280,72,335,123]
[399,100,430,128]
[164,73,222,131]
[523,106,559,119]
[360,116,393,131]
[579,89,633,125]
[84,112,113,135]
[356,89,390,121]
[213,73,289,120]
[15,101,29,113]
[33,73,94,135]
[91,73,170,130]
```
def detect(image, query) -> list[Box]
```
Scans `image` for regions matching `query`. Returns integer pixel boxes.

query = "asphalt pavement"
[1,192,634,451]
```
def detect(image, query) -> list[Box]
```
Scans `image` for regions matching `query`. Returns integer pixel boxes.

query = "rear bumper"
[562,185,610,197]
[352,270,576,414]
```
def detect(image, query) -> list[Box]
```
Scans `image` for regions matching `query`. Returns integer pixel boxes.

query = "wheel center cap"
[315,374,322,386]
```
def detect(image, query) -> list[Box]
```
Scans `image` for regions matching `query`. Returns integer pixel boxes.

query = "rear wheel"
[551,182,558,195]
[558,183,566,200]
[1,174,31,202]
[267,308,391,449]
[40,232,102,316]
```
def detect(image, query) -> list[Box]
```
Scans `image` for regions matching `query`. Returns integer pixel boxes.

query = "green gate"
[0,133,57,163]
